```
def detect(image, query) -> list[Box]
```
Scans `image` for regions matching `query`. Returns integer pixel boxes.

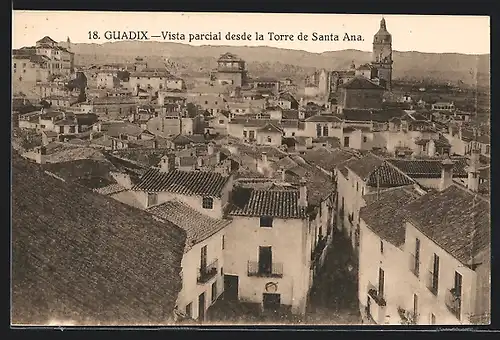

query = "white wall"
[177,229,225,321]
[223,215,311,314]
[404,222,477,325]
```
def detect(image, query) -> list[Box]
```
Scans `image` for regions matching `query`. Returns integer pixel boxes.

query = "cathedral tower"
[372,18,393,91]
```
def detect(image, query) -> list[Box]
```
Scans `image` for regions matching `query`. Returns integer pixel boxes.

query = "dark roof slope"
[339,76,385,90]
[12,155,186,326]
[132,168,229,198]
[360,186,422,246]
[148,200,231,252]
[404,185,490,267]
[227,186,307,219]
[387,158,469,178]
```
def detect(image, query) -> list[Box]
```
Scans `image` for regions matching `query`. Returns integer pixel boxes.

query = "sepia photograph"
[11,11,491,327]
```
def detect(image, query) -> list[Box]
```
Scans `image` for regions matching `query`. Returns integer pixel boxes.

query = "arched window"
[267,136,272,143]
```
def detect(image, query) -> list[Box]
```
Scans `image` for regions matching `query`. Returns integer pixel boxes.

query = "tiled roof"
[301,148,357,172]
[343,153,384,180]
[43,144,108,164]
[94,183,127,195]
[148,200,231,252]
[342,108,405,122]
[258,123,283,134]
[404,185,490,267]
[132,168,229,198]
[172,134,206,145]
[366,162,415,188]
[227,186,307,219]
[360,186,422,246]
[104,122,144,138]
[36,36,56,44]
[43,159,119,188]
[387,158,469,178]
[12,155,185,325]
[305,114,343,123]
[339,76,385,90]
[282,109,299,120]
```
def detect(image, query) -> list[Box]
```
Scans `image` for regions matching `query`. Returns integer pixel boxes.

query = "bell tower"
[372,17,393,91]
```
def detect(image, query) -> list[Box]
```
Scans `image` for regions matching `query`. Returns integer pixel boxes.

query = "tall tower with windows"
[371,18,393,91]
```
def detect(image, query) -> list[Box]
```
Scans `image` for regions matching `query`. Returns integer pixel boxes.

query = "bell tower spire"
[371,17,393,91]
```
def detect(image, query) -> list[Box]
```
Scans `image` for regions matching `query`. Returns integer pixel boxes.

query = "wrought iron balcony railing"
[197,259,218,284]
[367,282,386,307]
[445,288,462,320]
[247,261,283,278]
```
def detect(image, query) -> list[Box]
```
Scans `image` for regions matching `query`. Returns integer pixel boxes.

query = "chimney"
[159,155,174,173]
[467,148,480,192]
[207,143,214,155]
[458,126,463,140]
[428,140,436,157]
[197,156,203,168]
[261,152,268,164]
[280,166,286,182]
[153,139,158,149]
[439,158,455,191]
[298,178,308,207]
[175,156,181,168]
[37,146,46,165]
[216,151,221,163]
[89,132,94,141]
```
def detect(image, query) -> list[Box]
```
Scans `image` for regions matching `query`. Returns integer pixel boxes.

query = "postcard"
[11,11,491,327]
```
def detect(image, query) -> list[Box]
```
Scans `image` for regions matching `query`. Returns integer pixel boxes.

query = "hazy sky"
[12,11,490,54]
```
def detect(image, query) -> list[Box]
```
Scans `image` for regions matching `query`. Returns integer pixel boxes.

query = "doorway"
[198,292,206,321]
[224,275,239,301]
[263,293,281,312]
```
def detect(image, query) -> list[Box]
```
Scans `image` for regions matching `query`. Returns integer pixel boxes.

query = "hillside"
[70,41,490,87]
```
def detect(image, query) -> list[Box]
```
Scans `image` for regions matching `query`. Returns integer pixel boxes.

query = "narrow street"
[305,231,362,324]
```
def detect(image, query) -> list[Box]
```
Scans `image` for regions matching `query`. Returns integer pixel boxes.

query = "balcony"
[247,261,283,278]
[367,282,386,307]
[409,253,420,277]
[445,288,461,320]
[197,259,218,284]
[425,270,439,296]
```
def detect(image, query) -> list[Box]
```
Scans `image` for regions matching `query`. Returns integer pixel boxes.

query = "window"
[219,119,224,124]
[23,69,26,73]
[380,241,384,254]
[378,268,385,297]
[243,131,247,138]
[413,294,419,319]
[291,132,295,136]
[454,271,463,298]
[211,281,217,302]
[414,237,420,276]
[147,192,158,207]
[59,126,64,134]
[204,101,208,105]
[222,235,225,250]
[323,126,329,136]
[363,136,368,143]
[202,197,214,209]
[215,101,218,105]
[344,136,350,148]
[220,267,223,276]
[267,136,272,143]
[356,182,359,192]
[260,216,273,228]
[316,124,322,137]
[185,302,192,317]
[431,253,440,295]
[13,63,16,68]
[486,145,490,154]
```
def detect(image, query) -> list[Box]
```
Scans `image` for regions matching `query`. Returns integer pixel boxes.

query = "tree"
[186,103,198,118]
[40,100,52,109]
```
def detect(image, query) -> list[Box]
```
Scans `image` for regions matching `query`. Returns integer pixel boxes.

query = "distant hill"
[68,41,490,87]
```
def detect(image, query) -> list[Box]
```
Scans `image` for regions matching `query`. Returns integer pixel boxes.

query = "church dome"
[373,18,392,44]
